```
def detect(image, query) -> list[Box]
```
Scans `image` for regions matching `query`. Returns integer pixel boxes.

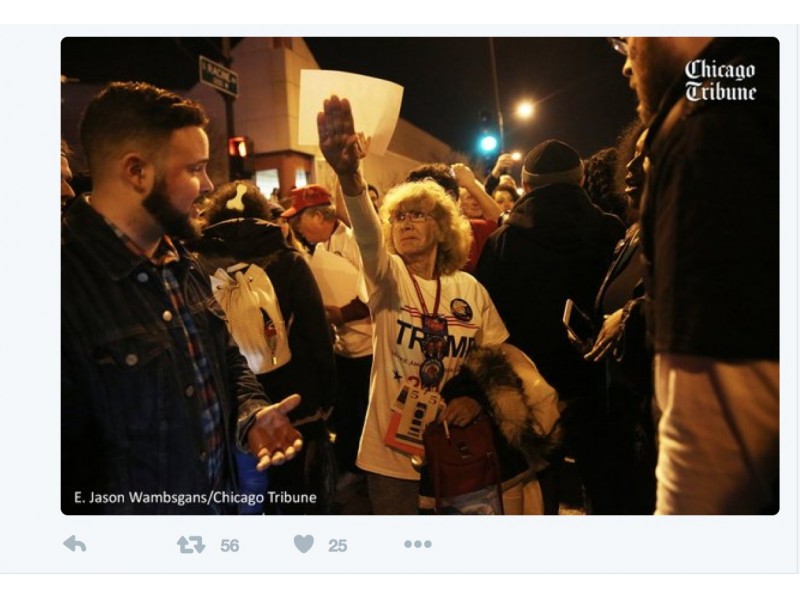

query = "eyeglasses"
[609,37,628,57]
[389,210,431,224]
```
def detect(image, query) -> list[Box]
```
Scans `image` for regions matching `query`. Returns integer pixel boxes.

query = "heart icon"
[294,534,314,553]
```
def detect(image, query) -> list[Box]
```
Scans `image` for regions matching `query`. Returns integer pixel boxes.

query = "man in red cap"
[281,184,338,244]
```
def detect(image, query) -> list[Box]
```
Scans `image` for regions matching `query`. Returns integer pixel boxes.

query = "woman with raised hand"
[317,95,559,515]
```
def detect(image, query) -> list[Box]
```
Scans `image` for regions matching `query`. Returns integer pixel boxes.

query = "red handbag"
[423,415,504,514]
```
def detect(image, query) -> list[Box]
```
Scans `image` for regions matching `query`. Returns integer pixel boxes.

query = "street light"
[516,100,536,120]
[489,39,536,153]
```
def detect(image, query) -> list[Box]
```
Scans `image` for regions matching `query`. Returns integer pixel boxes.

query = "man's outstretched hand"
[317,95,365,196]
[246,393,304,471]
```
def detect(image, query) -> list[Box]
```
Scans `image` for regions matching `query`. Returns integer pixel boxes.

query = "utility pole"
[488,38,505,152]
[221,37,235,141]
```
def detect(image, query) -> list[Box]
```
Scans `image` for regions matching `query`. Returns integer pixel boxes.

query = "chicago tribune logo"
[685,59,757,102]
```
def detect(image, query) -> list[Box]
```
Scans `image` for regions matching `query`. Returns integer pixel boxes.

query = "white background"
[0,6,796,596]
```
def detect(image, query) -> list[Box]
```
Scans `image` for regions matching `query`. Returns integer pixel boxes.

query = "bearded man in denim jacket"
[62,82,303,514]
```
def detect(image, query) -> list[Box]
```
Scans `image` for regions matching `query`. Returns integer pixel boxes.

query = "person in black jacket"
[476,139,625,513]
[617,37,778,514]
[584,125,656,515]
[193,180,337,514]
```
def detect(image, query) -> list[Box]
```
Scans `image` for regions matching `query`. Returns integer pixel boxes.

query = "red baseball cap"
[280,184,332,218]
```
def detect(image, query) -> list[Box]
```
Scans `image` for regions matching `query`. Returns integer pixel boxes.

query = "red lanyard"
[404,262,441,316]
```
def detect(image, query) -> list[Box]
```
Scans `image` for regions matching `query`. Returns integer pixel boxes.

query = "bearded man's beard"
[632,39,685,123]
[142,177,202,243]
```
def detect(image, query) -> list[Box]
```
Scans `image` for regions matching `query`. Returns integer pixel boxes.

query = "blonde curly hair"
[379,180,473,276]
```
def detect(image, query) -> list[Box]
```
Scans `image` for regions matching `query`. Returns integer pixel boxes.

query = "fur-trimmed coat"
[440,343,562,480]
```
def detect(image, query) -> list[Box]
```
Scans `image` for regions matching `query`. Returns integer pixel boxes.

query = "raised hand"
[317,96,363,185]
[492,153,515,177]
[451,163,476,187]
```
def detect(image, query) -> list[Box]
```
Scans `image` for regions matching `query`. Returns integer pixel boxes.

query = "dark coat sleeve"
[256,251,336,423]
[484,173,500,196]
[474,232,499,298]
[61,336,103,514]
[286,253,337,414]
[228,330,273,449]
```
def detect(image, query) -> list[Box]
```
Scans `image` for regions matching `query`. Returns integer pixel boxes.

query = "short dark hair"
[493,184,519,203]
[404,163,459,201]
[79,81,208,174]
[583,147,629,223]
[203,180,272,225]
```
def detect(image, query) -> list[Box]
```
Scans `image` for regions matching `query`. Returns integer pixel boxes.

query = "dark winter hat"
[521,139,584,187]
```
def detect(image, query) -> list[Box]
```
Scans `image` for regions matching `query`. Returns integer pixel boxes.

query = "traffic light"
[228,135,254,180]
[480,134,499,153]
[477,109,499,156]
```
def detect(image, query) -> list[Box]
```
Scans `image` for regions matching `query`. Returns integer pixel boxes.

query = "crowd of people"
[61,36,778,516]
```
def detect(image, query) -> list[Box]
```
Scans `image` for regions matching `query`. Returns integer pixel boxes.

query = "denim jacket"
[61,198,269,514]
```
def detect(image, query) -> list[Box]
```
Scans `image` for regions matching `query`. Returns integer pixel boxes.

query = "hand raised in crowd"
[439,396,482,427]
[247,393,304,471]
[584,308,624,362]
[453,161,503,222]
[451,163,477,187]
[492,153,515,177]
[317,95,365,196]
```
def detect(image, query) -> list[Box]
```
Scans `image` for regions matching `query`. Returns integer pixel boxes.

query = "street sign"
[199,55,238,97]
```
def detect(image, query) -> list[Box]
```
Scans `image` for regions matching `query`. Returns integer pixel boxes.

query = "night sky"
[61,37,639,160]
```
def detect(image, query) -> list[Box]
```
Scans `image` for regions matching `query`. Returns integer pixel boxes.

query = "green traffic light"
[480,135,498,153]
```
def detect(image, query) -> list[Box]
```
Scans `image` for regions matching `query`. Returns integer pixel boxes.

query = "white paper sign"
[308,245,368,307]
[298,69,404,156]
